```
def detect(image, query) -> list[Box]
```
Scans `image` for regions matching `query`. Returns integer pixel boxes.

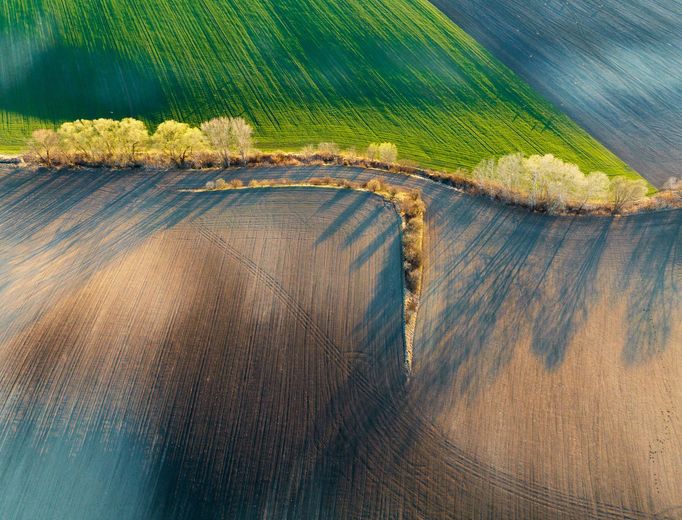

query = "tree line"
[27,117,255,168]
[27,117,400,169]
[25,117,678,214]
[473,153,650,213]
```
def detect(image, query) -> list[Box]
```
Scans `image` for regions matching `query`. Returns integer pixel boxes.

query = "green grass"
[0,0,641,179]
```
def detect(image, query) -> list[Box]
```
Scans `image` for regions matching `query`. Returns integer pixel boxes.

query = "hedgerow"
[22,118,681,214]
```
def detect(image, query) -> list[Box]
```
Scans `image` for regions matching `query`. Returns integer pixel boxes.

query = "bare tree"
[472,158,496,181]
[231,117,253,163]
[201,117,236,167]
[27,129,61,166]
[610,177,648,213]
[496,153,524,201]
[576,171,610,210]
[367,142,398,163]
[378,142,398,163]
[367,143,380,161]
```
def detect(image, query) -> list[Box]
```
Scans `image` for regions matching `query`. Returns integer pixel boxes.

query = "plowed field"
[0,166,679,519]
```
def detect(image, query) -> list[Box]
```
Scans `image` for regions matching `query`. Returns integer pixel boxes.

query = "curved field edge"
[0,0,638,180]
[0,164,679,516]
[17,150,678,211]
[0,183,411,518]
[198,165,681,516]
[190,178,426,369]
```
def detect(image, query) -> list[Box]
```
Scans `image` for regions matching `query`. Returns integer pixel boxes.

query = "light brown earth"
[0,166,679,519]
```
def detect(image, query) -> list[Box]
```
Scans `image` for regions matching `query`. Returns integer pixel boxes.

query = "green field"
[0,0,639,178]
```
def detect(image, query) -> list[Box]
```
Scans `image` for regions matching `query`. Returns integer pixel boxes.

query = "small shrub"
[405,269,422,293]
[189,150,220,169]
[365,178,385,192]
[317,142,340,156]
[399,198,425,218]
[215,178,227,189]
[404,246,423,268]
[648,191,677,209]
[405,218,424,235]
[205,180,216,190]
[228,179,244,188]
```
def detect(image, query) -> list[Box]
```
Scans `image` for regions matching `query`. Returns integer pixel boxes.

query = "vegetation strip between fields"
[187,176,425,371]
[21,117,682,215]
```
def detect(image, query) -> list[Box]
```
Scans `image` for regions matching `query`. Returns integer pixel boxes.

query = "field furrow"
[0,165,679,518]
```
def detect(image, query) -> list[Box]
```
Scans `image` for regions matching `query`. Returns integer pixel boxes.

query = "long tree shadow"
[3,167,676,518]
[351,224,398,271]
[0,169,229,344]
[418,211,545,400]
[530,219,611,369]
[343,204,385,247]
[619,211,681,364]
[313,191,370,246]
[134,191,409,518]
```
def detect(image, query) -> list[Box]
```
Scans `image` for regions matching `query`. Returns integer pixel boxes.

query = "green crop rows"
[0,0,639,178]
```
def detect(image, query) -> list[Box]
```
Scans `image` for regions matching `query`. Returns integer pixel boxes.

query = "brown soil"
[0,166,679,519]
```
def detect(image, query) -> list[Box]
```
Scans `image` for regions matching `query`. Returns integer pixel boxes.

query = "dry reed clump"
[199,174,425,368]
